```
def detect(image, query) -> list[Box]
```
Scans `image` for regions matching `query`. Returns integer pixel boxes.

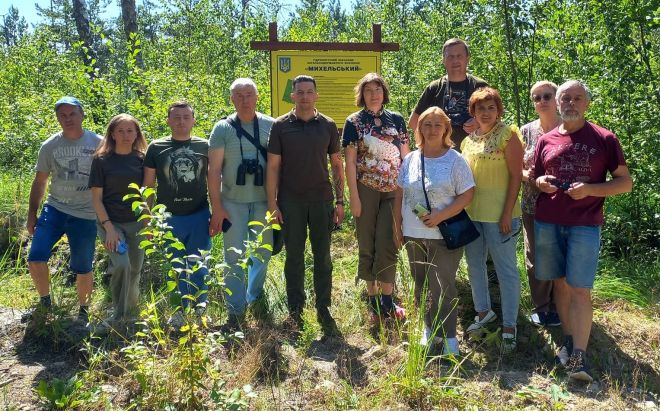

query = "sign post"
[251,23,399,124]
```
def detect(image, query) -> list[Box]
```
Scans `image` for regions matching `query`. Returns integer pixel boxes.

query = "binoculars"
[236,159,263,186]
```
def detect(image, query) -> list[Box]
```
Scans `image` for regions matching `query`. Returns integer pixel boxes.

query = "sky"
[1,0,353,27]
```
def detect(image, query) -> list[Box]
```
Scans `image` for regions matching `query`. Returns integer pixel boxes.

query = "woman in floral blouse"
[343,72,409,323]
[521,81,562,328]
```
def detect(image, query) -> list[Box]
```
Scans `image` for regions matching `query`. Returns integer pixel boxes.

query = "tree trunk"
[501,0,521,125]
[71,0,98,78]
[121,0,144,70]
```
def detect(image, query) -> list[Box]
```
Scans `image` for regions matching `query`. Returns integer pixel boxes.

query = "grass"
[0,173,658,409]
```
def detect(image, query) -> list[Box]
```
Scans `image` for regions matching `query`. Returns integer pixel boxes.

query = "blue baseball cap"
[54,96,83,111]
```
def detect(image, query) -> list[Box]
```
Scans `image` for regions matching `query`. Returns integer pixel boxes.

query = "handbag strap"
[420,151,432,212]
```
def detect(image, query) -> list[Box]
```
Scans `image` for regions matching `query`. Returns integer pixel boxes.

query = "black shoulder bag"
[420,151,479,250]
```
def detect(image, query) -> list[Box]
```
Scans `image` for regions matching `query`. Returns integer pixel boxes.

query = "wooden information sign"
[251,23,399,123]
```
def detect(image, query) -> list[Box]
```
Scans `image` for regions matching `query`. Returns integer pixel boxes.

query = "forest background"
[0,0,658,263]
[0,0,658,409]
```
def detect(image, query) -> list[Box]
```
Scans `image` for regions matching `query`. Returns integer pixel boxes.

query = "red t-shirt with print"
[533,122,626,226]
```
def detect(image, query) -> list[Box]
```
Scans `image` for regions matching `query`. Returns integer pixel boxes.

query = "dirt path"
[1,302,658,409]
[0,308,86,410]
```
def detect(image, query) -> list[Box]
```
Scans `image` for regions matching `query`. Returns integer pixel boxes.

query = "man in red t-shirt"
[533,80,632,383]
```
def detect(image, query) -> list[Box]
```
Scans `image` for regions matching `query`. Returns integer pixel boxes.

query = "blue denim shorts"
[534,220,601,288]
[28,204,97,274]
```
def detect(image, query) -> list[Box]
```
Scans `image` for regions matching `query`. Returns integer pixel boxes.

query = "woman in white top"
[396,106,475,355]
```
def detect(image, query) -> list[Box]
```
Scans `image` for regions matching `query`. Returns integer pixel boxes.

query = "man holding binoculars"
[209,78,275,331]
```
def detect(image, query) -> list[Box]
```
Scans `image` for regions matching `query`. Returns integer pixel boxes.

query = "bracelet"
[100,219,111,225]
[335,201,344,206]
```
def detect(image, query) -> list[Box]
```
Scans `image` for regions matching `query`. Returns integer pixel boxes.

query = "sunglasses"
[532,93,554,103]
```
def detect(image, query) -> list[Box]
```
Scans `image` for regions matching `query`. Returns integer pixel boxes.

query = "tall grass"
[3,176,658,409]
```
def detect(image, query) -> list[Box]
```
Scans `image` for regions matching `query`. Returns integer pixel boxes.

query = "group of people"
[23,37,631,384]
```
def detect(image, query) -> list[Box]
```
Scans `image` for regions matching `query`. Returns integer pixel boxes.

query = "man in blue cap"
[23,96,102,324]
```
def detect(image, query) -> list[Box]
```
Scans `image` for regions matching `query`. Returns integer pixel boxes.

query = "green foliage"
[3,0,655,258]
[35,374,99,409]
[59,185,268,409]
[0,5,658,406]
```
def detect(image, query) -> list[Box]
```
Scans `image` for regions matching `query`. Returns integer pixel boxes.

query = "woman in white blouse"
[396,106,475,355]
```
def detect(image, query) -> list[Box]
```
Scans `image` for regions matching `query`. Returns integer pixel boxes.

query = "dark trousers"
[523,212,555,313]
[280,200,334,312]
[355,182,397,283]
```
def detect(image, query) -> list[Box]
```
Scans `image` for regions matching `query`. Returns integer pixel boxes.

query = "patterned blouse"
[342,108,409,192]
[521,120,543,215]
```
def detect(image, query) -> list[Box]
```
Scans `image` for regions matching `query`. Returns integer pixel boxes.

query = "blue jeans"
[465,219,522,328]
[222,199,272,315]
[534,221,601,289]
[28,204,96,274]
[168,207,211,307]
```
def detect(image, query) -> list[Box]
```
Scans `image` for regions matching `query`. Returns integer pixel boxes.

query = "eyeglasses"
[532,93,554,103]
[559,95,585,104]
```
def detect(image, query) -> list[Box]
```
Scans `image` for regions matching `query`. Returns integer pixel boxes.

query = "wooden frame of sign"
[251,23,399,52]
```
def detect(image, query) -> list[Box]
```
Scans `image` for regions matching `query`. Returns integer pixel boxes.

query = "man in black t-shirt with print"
[143,100,210,329]
[409,38,488,150]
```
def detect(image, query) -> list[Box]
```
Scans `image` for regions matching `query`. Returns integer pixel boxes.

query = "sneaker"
[555,337,573,366]
[77,306,89,324]
[529,312,546,327]
[220,313,242,334]
[419,324,432,346]
[466,310,497,336]
[502,330,517,354]
[286,309,304,331]
[545,312,561,327]
[91,318,113,335]
[167,310,186,331]
[20,305,49,324]
[567,351,593,382]
[442,337,460,356]
[368,311,382,325]
[250,294,270,321]
[317,307,339,337]
[386,303,406,322]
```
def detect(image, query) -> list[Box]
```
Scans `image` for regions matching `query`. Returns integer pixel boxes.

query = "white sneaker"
[502,329,517,354]
[442,337,460,356]
[466,310,497,337]
[167,311,186,331]
[419,324,432,346]
[555,342,572,366]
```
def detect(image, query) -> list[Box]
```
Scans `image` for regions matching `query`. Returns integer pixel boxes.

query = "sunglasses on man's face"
[532,93,554,103]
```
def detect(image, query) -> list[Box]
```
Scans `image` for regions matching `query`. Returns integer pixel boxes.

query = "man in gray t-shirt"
[25,97,101,323]
[208,78,274,331]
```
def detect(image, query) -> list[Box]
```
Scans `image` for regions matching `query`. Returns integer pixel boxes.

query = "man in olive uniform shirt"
[266,75,345,336]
